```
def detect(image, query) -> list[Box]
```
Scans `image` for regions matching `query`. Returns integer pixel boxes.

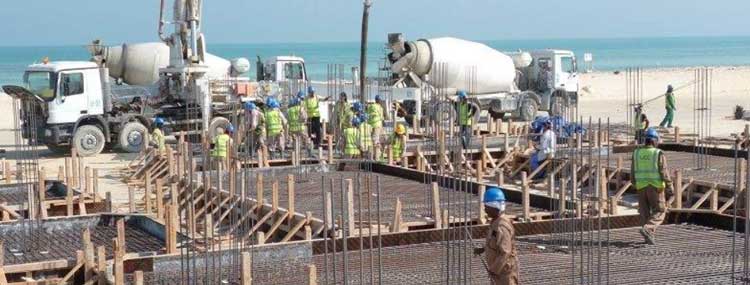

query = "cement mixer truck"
[387,34,579,122]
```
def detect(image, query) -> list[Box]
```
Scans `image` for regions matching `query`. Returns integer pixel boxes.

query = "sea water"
[2,36,750,86]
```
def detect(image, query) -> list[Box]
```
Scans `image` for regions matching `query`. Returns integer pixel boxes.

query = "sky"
[1,0,749,46]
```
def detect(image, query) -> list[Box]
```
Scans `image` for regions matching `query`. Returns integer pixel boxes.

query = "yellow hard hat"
[395,124,406,135]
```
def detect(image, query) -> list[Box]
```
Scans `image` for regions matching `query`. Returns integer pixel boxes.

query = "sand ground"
[1,66,749,210]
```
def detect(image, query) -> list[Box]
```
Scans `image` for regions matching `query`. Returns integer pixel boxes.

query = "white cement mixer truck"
[387,34,579,122]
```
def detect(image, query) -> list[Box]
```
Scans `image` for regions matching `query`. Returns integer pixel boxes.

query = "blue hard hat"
[307,86,315,94]
[353,102,364,112]
[351,117,361,126]
[296,91,305,99]
[226,124,235,133]
[645,128,659,140]
[457,91,468,99]
[244,101,256,110]
[375,95,383,102]
[483,186,506,203]
[358,113,368,122]
[266,98,279,109]
[154,117,165,127]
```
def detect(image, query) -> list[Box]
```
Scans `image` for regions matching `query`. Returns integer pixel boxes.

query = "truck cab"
[526,50,579,115]
[256,56,308,82]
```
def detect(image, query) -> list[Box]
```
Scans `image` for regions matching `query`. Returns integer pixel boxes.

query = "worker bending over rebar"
[388,123,407,162]
[474,187,519,285]
[632,128,673,245]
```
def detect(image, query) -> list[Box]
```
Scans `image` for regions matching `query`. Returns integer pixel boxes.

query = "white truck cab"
[24,61,104,124]
[256,56,308,82]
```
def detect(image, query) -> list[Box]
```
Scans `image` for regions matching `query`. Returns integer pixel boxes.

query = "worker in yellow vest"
[358,114,374,159]
[343,117,362,159]
[366,95,386,150]
[287,94,312,156]
[389,123,407,162]
[211,124,234,168]
[456,91,476,149]
[150,117,166,154]
[632,128,672,245]
[304,86,330,148]
[264,98,287,157]
[334,92,351,140]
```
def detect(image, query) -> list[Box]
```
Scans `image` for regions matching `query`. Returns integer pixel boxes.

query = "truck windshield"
[23,71,57,102]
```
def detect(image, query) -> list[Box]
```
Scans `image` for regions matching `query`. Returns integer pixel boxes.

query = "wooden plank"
[134,271,144,285]
[522,172,530,220]
[93,169,100,203]
[113,238,124,285]
[288,174,295,224]
[58,251,85,284]
[97,246,106,285]
[307,264,318,285]
[264,212,289,242]
[117,218,126,253]
[281,215,308,242]
[690,186,716,210]
[431,182,442,229]
[241,252,252,285]
[390,198,403,233]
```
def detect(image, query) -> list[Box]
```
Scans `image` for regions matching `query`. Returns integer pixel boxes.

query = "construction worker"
[531,120,556,180]
[150,117,166,154]
[334,92,351,139]
[456,91,476,149]
[286,95,312,156]
[358,113,374,159]
[343,117,362,159]
[632,128,673,245]
[367,95,386,149]
[211,124,234,165]
[474,186,519,285]
[634,105,649,144]
[304,86,330,148]
[659,85,676,128]
[264,98,287,156]
[389,123,407,162]
[243,101,265,155]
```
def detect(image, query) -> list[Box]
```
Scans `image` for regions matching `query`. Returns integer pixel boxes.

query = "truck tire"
[72,125,106,157]
[520,98,538,122]
[550,96,565,117]
[119,121,148,153]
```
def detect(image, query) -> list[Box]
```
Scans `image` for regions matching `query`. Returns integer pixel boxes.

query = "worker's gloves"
[473,247,485,256]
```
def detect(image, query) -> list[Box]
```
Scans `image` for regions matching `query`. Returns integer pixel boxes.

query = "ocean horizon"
[2,36,750,85]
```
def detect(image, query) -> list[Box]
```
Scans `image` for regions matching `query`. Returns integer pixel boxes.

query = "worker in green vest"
[150,117,166,154]
[358,113,374,159]
[264,98,287,157]
[287,94,312,156]
[367,95,386,150]
[456,91,476,149]
[343,117,362,158]
[389,123,407,162]
[659,85,676,128]
[211,124,234,167]
[632,128,673,245]
[304,86,330,148]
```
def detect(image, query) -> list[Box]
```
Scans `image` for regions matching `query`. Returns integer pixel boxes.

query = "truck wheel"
[208,117,231,139]
[550,96,565,117]
[72,125,106,157]
[520,98,538,122]
[46,144,69,155]
[119,122,148,153]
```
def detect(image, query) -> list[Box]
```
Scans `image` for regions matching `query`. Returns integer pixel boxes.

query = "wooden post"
[166,204,178,254]
[93,169,100,202]
[145,172,152,214]
[710,188,719,211]
[307,264,318,285]
[272,181,279,212]
[156,179,165,221]
[478,186,487,225]
[346,179,355,236]
[113,238,124,285]
[256,174,264,214]
[325,191,333,228]
[391,197,403,233]
[560,178,567,214]
[84,166,91,194]
[106,192,113,212]
[431,182,442,229]
[117,218,126,253]
[128,186,135,213]
[71,148,79,189]
[674,170,683,209]
[288,174,295,223]
[674,126,681,143]
[327,135,334,163]
[241,252,252,285]
[521,171,530,221]
[83,228,95,281]
[67,182,74,216]
[134,271,144,285]
[257,231,266,245]
[97,246,106,285]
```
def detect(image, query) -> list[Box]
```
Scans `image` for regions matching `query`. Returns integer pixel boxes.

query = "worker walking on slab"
[456,91,476,149]
[304,86,329,148]
[389,123,407,162]
[243,101,266,156]
[343,117,362,159]
[264,98,287,157]
[287,94,313,156]
[632,128,673,245]
[150,117,166,155]
[367,95,386,156]
[659,85,676,128]
[474,187,519,285]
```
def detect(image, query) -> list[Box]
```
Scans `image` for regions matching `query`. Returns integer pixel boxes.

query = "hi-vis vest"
[359,123,373,150]
[287,105,304,132]
[212,134,230,158]
[633,147,665,190]
[367,104,384,128]
[304,97,320,118]
[390,134,404,160]
[265,109,283,136]
[152,128,165,152]
[344,127,360,156]
[458,102,472,126]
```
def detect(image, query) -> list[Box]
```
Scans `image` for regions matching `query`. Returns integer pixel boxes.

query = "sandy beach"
[0,65,748,209]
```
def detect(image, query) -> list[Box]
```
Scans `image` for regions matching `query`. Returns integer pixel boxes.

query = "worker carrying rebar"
[211,124,234,161]
[456,91,477,149]
[150,117,166,154]
[367,95,386,148]
[659,85,676,128]
[531,120,556,180]
[304,86,330,148]
[264,98,287,157]
[632,128,673,245]
[474,186,519,285]
[287,93,313,156]
[389,123,407,162]
[343,117,362,159]
[243,101,266,155]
